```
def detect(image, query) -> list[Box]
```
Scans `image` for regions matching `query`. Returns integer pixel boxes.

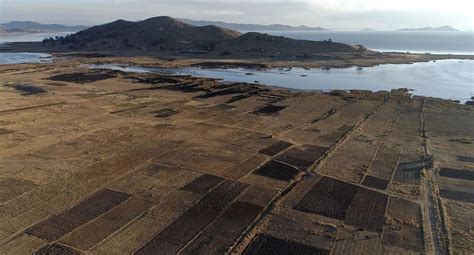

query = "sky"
[0,0,473,30]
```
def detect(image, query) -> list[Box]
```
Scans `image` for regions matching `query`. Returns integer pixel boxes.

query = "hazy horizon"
[0,0,473,31]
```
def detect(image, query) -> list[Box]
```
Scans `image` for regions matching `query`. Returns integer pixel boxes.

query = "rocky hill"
[43,16,367,58]
[51,17,241,51]
[218,32,360,57]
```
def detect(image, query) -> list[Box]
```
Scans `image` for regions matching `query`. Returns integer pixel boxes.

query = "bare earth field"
[0,57,472,254]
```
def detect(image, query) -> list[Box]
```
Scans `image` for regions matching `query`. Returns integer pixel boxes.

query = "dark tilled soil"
[26,189,130,241]
[259,141,293,156]
[13,84,47,95]
[253,160,300,182]
[180,174,224,195]
[296,177,358,220]
[439,189,474,203]
[49,72,116,83]
[33,244,80,255]
[244,234,330,255]
[362,175,390,190]
[439,167,474,181]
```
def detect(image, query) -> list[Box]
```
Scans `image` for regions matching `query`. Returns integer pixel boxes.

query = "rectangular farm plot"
[296,177,358,220]
[362,175,390,190]
[181,201,264,254]
[60,197,152,250]
[196,180,249,210]
[253,160,300,182]
[318,125,354,146]
[0,178,38,203]
[259,140,292,156]
[275,145,328,170]
[244,234,330,255]
[440,189,474,203]
[367,147,399,181]
[179,231,233,255]
[345,188,389,232]
[134,206,220,255]
[439,167,474,181]
[34,244,80,255]
[223,155,267,180]
[332,229,382,255]
[179,174,224,195]
[135,180,248,254]
[204,201,263,237]
[26,189,130,241]
[393,158,422,185]
[297,177,389,232]
[458,155,474,163]
[382,197,424,252]
[253,104,288,115]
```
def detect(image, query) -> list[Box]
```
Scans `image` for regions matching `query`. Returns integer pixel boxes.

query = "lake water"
[0,32,72,44]
[91,59,474,103]
[258,31,474,55]
[0,32,66,64]
[2,32,473,102]
[0,52,52,64]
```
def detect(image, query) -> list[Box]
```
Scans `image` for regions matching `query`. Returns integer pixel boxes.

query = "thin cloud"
[0,0,472,30]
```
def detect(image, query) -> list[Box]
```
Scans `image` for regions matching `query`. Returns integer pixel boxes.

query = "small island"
[396,25,459,32]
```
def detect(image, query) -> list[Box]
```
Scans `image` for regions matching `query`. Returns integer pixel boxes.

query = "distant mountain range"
[0,21,88,33]
[396,26,459,32]
[179,18,329,32]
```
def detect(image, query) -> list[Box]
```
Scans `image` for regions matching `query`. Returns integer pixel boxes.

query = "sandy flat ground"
[0,58,472,254]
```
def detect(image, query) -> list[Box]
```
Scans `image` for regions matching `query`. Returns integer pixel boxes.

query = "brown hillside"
[60,16,241,51]
[220,32,358,53]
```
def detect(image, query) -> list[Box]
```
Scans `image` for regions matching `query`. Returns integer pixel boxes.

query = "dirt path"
[419,99,450,255]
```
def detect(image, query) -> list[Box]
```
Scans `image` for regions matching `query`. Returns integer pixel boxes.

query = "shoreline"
[52,52,474,70]
[1,56,471,105]
[1,55,472,104]
[1,40,474,69]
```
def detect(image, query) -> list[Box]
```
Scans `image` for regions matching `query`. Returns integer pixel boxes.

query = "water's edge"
[90,60,474,103]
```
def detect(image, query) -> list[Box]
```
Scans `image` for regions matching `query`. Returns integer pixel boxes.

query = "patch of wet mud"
[253,104,288,115]
[195,84,261,99]
[12,84,47,95]
[133,76,182,85]
[192,62,269,69]
[49,72,116,83]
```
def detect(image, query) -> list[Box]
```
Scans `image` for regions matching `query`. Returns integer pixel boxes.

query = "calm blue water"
[91,60,474,103]
[0,32,71,44]
[257,31,474,55]
[0,52,52,64]
[0,32,64,64]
